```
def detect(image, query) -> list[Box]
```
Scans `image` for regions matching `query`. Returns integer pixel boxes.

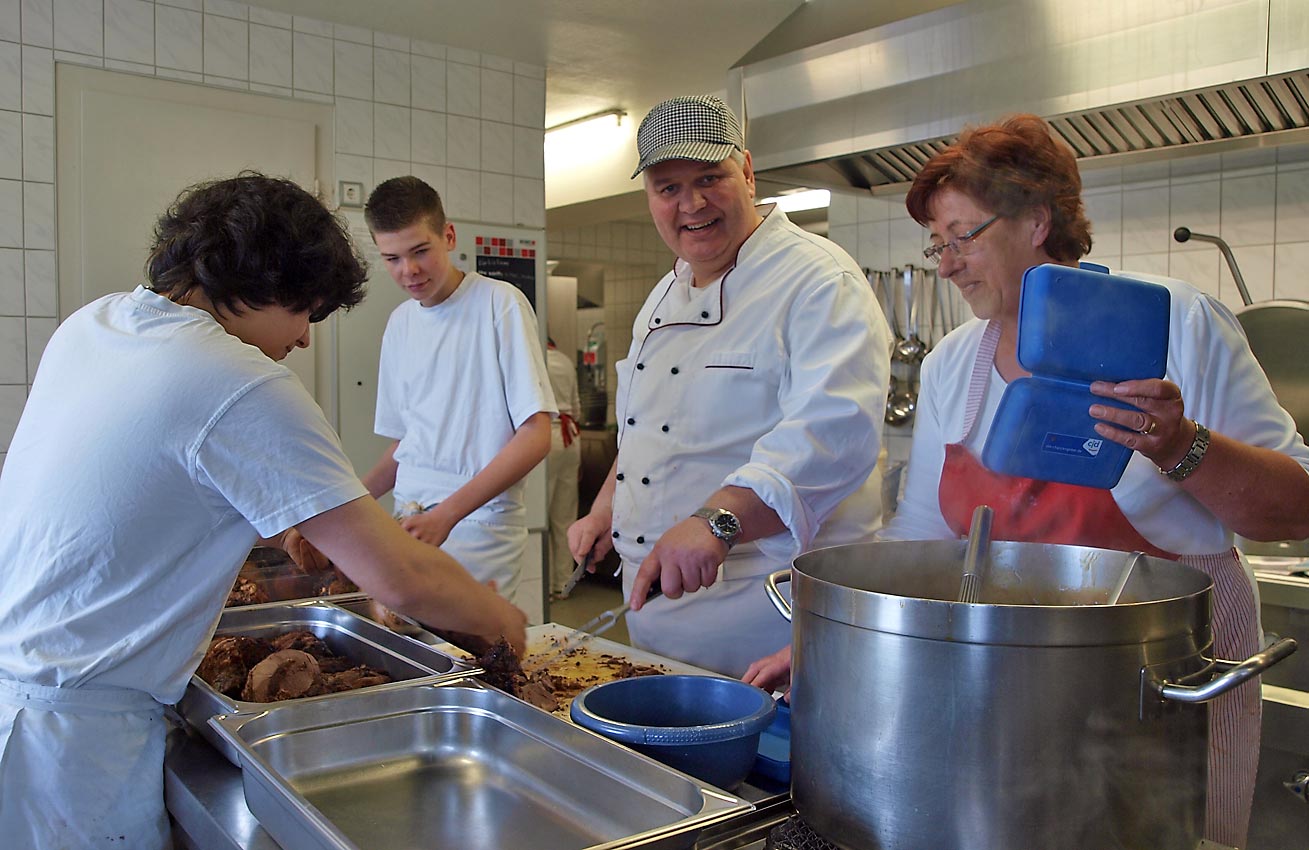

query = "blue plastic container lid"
[981,263,1170,490]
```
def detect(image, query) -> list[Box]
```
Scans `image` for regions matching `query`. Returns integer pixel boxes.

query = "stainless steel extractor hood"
[728,0,1309,193]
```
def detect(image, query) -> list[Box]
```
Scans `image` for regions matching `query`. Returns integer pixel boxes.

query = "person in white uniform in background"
[568,96,892,677]
[360,177,556,602]
[544,338,583,598]
[0,173,527,850]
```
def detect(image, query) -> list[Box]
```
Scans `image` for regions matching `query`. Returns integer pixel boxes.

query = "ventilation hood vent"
[729,0,1309,193]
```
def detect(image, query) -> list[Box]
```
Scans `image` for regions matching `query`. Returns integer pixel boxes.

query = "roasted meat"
[270,629,332,658]
[226,576,270,607]
[241,649,323,702]
[196,629,392,703]
[196,635,274,698]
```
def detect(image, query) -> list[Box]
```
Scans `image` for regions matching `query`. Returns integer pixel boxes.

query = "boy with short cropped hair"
[363,176,556,600]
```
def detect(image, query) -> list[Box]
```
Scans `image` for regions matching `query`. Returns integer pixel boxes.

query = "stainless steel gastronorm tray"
[178,601,475,765]
[209,679,752,850]
[333,596,445,644]
[226,547,367,609]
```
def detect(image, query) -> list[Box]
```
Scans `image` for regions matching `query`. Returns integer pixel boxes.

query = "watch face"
[713,513,740,537]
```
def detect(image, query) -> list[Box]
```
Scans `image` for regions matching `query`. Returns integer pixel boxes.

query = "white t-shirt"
[0,288,367,703]
[375,271,556,524]
[545,346,579,419]
[881,272,1309,555]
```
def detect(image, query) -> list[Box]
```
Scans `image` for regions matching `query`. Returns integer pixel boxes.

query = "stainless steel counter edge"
[1256,571,1309,610]
[166,727,282,850]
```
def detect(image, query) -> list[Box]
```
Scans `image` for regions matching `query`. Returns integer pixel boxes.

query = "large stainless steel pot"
[765,540,1296,850]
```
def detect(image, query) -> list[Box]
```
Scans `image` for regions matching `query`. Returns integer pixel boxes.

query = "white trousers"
[0,678,171,850]
[546,431,581,593]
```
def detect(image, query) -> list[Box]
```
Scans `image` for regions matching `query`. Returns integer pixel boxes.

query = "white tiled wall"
[828,143,1309,466]
[0,0,548,468]
[547,220,675,425]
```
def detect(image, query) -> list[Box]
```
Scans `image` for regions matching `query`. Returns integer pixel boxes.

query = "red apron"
[938,321,1261,848]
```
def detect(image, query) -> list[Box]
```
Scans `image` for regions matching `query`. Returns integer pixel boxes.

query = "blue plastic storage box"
[980,264,1170,489]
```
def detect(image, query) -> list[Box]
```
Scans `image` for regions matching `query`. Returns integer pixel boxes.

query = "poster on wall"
[473,235,538,308]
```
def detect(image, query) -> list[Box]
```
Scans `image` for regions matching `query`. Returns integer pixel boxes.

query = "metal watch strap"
[1160,420,1210,482]
[692,507,740,548]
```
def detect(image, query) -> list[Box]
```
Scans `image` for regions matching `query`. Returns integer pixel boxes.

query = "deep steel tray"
[209,679,752,850]
[178,601,474,765]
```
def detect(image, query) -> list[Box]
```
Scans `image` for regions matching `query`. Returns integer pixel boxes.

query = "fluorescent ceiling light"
[545,108,628,170]
[545,108,626,137]
[760,188,831,213]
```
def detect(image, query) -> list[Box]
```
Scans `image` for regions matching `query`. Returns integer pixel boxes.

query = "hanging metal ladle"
[894,266,928,364]
[886,267,922,425]
[885,379,917,426]
[875,269,915,426]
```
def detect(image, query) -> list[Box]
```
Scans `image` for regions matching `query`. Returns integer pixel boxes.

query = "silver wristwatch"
[1160,420,1210,482]
[692,507,741,549]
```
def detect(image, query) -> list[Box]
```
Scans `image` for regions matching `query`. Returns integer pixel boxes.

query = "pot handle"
[1157,637,1297,704]
[765,570,793,622]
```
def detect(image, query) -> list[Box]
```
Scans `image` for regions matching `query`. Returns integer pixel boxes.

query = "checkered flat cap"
[632,95,744,178]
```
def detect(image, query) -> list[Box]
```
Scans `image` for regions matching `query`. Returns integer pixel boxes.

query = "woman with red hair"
[749,114,1309,847]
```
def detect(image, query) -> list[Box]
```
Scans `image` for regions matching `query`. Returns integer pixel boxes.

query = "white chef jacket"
[545,345,580,419]
[881,271,1309,553]
[0,287,366,849]
[613,205,892,675]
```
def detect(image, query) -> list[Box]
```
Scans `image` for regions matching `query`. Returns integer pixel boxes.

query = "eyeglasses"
[922,215,1000,266]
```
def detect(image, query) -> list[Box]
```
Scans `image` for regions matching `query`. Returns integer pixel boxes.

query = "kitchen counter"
[164,722,790,850]
[1254,568,1309,693]
[167,712,1284,850]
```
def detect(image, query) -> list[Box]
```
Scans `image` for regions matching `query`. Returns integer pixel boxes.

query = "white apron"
[621,551,792,677]
[0,678,171,850]
[395,499,526,600]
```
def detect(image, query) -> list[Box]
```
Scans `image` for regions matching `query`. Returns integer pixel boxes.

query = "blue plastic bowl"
[570,674,777,790]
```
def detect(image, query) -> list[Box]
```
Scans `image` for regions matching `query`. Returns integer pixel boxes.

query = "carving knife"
[526,581,662,673]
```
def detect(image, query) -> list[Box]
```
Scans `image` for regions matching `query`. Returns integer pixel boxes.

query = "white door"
[335,211,407,499]
[56,66,333,404]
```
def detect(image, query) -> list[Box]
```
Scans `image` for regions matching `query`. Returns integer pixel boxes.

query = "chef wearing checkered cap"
[567,95,893,676]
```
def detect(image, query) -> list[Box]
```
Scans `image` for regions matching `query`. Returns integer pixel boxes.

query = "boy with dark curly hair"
[0,173,525,850]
